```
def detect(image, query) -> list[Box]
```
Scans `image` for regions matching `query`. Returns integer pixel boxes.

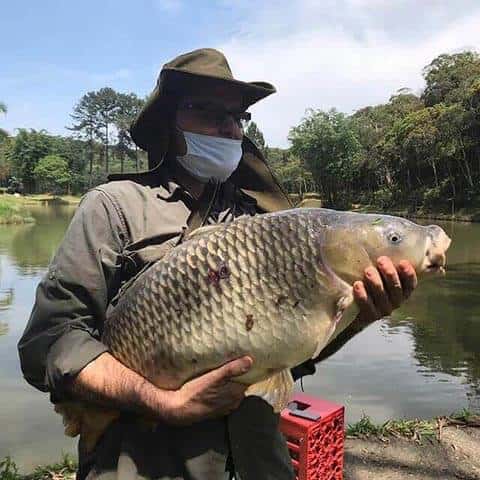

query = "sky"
[2,0,480,148]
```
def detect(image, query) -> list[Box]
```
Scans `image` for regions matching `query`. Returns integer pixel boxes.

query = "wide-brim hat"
[130,48,276,153]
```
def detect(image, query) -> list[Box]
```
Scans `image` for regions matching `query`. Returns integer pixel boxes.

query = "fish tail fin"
[54,402,119,452]
[245,369,294,412]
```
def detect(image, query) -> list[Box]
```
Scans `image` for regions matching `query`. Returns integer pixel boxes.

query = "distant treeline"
[266,51,480,210]
[0,88,147,194]
[1,51,479,210]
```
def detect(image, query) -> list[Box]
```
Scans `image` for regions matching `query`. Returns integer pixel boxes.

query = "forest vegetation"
[1,51,479,214]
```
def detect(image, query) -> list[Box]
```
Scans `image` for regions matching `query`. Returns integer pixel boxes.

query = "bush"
[422,186,442,207]
[373,187,395,209]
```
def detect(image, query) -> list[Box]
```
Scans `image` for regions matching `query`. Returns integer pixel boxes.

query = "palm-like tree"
[0,102,8,139]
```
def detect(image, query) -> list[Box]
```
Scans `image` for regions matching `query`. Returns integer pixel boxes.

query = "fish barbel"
[56,208,451,447]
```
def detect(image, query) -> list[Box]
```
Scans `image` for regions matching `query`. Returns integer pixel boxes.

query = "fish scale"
[102,211,326,387]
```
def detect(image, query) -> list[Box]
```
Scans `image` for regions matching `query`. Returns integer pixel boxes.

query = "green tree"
[113,93,145,172]
[289,109,361,205]
[34,154,72,194]
[271,154,314,194]
[0,136,13,185]
[69,87,120,174]
[8,129,51,193]
[422,52,480,107]
[0,101,8,141]
[245,121,268,157]
[69,92,99,176]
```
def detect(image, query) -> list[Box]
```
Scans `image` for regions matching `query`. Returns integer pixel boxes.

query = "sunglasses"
[178,101,251,128]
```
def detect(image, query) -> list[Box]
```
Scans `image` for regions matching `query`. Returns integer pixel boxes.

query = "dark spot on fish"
[207,268,220,285]
[208,263,229,286]
[310,283,315,289]
[293,300,300,307]
[276,295,287,305]
[191,358,198,364]
[218,263,230,279]
[245,314,254,331]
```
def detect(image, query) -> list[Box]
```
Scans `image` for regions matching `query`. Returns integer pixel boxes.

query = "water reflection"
[388,221,480,392]
[0,320,8,336]
[0,288,14,310]
[0,205,76,274]
[0,204,76,469]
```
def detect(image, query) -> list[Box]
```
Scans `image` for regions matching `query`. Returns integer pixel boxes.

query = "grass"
[0,455,76,480]
[0,196,35,224]
[346,409,480,443]
[0,193,81,224]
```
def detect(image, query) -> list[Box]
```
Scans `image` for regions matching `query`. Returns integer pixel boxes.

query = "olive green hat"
[130,48,276,152]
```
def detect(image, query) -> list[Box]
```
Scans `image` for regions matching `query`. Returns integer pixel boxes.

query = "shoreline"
[351,205,480,223]
[292,195,480,222]
[0,194,80,225]
[4,413,479,480]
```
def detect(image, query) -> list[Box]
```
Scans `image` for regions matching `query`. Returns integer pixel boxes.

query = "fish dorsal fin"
[186,224,225,241]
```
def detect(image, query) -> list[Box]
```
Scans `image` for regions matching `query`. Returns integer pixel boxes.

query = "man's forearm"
[67,352,176,422]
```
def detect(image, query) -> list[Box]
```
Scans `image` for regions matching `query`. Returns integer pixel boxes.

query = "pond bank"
[4,414,479,480]
[292,194,480,222]
[351,204,480,223]
[0,194,81,224]
[345,413,480,479]
[345,425,480,479]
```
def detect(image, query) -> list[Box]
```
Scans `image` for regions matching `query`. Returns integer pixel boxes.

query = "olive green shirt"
[18,158,296,480]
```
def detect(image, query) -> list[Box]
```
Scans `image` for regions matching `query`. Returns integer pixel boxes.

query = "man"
[18,48,416,480]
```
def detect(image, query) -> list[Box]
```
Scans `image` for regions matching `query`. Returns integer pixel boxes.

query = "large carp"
[57,208,451,447]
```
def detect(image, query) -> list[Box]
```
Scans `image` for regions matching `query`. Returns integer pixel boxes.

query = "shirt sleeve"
[17,189,126,397]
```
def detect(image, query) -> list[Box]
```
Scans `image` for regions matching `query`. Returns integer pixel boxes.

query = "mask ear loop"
[171,94,189,158]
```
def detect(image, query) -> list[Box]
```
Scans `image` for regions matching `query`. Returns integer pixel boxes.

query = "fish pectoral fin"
[54,402,120,452]
[245,369,294,413]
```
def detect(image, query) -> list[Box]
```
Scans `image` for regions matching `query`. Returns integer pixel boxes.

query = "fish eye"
[387,231,402,244]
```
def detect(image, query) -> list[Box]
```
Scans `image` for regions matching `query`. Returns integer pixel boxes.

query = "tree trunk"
[105,123,109,173]
[430,159,439,187]
[89,135,94,175]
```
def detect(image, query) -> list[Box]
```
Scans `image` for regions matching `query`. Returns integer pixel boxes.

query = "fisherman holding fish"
[19,49,419,480]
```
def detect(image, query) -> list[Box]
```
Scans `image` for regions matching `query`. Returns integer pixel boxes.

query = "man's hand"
[353,256,417,321]
[167,356,253,425]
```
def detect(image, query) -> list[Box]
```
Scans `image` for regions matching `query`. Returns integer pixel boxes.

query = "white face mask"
[176,129,243,183]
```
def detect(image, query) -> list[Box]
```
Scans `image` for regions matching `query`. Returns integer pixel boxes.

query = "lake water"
[0,205,479,470]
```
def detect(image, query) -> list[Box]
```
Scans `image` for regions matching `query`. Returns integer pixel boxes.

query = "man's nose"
[218,115,242,139]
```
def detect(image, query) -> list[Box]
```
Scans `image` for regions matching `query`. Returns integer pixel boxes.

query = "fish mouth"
[423,226,451,275]
[424,261,446,275]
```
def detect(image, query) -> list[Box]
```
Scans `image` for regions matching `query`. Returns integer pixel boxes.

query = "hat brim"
[130,69,276,151]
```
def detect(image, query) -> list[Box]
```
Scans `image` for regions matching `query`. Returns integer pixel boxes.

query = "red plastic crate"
[279,393,345,480]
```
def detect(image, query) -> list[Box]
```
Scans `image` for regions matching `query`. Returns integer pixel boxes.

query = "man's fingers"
[377,256,403,309]
[353,281,381,322]
[363,266,393,317]
[398,260,417,299]
[209,356,253,384]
